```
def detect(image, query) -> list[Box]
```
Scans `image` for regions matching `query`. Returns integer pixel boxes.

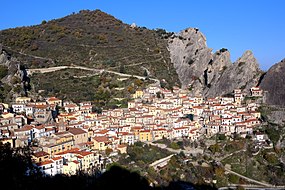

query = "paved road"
[149,154,174,169]
[219,184,285,190]
[145,141,204,156]
[224,167,272,187]
[27,65,160,83]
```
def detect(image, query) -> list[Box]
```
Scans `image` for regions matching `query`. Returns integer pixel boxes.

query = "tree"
[264,153,278,164]
[0,65,8,79]
[119,64,125,73]
[105,148,113,156]
[134,79,143,87]
[143,70,148,77]
[228,173,240,183]
[127,86,134,94]
[209,144,221,154]
[169,142,180,149]
[0,143,42,189]
[156,91,162,99]
[94,165,150,190]
[265,127,280,145]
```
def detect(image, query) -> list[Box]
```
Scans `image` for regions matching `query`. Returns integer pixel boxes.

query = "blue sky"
[1,0,284,71]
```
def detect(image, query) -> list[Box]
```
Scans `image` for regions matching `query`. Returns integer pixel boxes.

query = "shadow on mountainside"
[0,143,217,190]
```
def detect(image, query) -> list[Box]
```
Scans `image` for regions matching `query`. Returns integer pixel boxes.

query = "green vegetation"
[265,127,280,145]
[119,142,172,167]
[221,139,285,186]
[217,134,227,141]
[117,142,218,189]
[0,65,8,79]
[31,68,152,108]
[169,142,180,149]
[228,173,240,183]
[219,48,228,53]
[0,9,180,96]
[243,96,260,103]
[238,62,246,67]
[209,144,221,154]
[153,138,191,150]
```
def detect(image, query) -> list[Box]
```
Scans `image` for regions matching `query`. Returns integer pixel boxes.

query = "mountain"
[0,9,283,107]
[260,59,285,106]
[0,10,178,104]
[168,28,263,97]
[0,10,177,82]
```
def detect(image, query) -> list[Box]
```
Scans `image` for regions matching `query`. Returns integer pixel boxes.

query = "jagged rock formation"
[168,28,212,95]
[205,50,262,97]
[168,28,263,97]
[260,59,285,106]
[0,45,30,101]
[0,45,11,67]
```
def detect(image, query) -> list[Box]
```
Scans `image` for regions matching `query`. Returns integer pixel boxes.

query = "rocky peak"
[260,58,285,106]
[205,49,232,93]
[168,27,213,95]
[210,49,231,73]
[179,28,207,49]
[168,28,262,97]
[235,50,260,70]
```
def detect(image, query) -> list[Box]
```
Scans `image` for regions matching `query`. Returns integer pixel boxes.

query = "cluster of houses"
[0,84,264,176]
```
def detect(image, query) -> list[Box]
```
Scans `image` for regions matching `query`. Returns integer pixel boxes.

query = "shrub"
[265,127,280,145]
[220,48,228,53]
[238,62,246,67]
[264,153,278,164]
[209,143,221,154]
[0,65,8,79]
[228,173,240,183]
[169,142,180,150]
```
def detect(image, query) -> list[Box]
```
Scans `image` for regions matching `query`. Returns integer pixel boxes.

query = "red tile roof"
[68,127,87,135]
[33,151,49,158]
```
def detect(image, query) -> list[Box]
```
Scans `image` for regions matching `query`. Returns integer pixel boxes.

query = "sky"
[1,0,284,71]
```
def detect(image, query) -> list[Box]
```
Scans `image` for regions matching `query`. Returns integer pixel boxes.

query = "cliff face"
[168,28,262,97]
[0,45,11,67]
[168,28,212,95]
[206,50,261,97]
[260,59,285,106]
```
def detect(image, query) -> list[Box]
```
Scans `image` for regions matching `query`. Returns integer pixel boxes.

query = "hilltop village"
[0,84,265,176]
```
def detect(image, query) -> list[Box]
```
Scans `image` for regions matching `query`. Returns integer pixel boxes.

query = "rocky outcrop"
[0,45,11,67]
[0,44,31,100]
[168,28,212,95]
[260,59,285,106]
[0,45,18,80]
[168,28,262,97]
[205,50,262,97]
